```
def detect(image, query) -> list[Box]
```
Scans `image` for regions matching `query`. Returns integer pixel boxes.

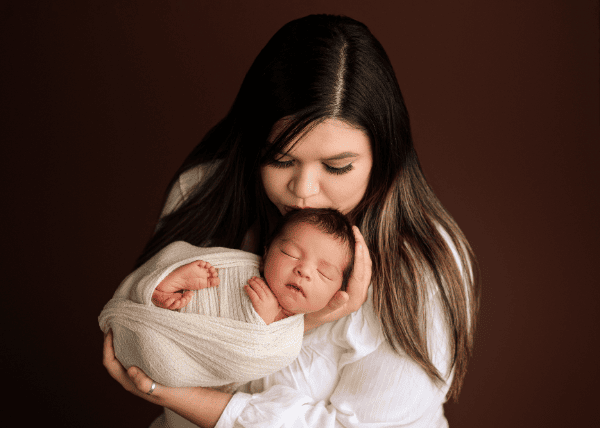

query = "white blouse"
[152,164,454,428]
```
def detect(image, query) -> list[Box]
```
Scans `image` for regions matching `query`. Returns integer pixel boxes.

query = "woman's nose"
[288,167,319,199]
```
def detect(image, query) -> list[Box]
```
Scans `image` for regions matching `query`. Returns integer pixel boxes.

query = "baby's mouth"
[286,283,305,297]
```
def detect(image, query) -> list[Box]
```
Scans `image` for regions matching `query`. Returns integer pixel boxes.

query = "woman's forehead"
[269,116,365,141]
[268,118,371,155]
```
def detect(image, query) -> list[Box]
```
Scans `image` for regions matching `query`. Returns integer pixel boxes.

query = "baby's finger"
[207,267,220,287]
[249,279,265,299]
[254,278,271,295]
[244,284,259,304]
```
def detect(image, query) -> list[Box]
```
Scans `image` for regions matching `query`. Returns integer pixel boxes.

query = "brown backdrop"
[2,1,598,426]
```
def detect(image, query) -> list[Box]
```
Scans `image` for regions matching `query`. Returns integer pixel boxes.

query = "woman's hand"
[103,330,232,428]
[304,226,372,332]
[103,330,164,404]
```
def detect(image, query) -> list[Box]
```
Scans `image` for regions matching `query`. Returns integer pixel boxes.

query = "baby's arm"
[244,277,285,325]
[152,260,220,310]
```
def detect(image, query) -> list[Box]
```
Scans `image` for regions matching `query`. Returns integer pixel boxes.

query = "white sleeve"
[159,165,206,218]
[159,177,185,218]
[215,291,451,428]
[215,346,449,427]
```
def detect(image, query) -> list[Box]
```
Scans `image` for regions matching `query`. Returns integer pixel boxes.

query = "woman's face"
[261,119,373,216]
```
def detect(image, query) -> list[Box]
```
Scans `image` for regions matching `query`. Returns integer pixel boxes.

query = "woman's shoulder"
[161,161,222,218]
[178,161,222,198]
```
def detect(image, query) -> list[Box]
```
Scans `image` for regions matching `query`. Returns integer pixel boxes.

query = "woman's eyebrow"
[324,152,359,161]
[274,151,359,160]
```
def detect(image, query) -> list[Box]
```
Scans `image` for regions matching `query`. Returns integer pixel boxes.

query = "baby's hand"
[244,277,282,325]
[152,260,220,310]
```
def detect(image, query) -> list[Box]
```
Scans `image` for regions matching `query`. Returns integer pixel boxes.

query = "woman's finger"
[327,290,349,311]
[103,331,164,403]
[103,330,133,385]
[128,366,158,397]
[347,226,371,306]
[103,330,119,373]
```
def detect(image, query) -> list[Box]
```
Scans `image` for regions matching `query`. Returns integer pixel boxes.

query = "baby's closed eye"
[318,268,337,281]
[318,271,332,280]
[280,245,301,259]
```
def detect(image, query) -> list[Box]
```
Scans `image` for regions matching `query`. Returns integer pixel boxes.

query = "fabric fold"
[99,242,304,388]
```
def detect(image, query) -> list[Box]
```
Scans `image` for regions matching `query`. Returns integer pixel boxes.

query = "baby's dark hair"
[265,208,356,290]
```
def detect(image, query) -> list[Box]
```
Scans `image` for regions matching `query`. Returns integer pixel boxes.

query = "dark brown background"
[2,0,598,426]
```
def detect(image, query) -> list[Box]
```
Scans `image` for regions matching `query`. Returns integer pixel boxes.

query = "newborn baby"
[152,207,356,325]
[99,208,355,388]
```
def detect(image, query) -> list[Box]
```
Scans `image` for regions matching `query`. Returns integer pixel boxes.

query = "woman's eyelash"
[270,159,294,168]
[324,163,353,175]
[270,159,354,175]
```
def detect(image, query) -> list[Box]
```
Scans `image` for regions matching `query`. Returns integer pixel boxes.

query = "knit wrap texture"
[99,242,304,388]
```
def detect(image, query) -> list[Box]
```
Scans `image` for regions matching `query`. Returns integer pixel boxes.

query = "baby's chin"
[280,308,298,317]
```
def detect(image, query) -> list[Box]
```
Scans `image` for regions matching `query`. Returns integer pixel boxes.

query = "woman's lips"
[284,205,313,213]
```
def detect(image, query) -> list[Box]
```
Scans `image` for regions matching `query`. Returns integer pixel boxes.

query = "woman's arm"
[211,292,452,427]
[103,331,233,428]
[105,310,448,428]
[101,226,372,426]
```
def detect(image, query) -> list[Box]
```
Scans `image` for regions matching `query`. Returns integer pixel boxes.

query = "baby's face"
[263,222,350,315]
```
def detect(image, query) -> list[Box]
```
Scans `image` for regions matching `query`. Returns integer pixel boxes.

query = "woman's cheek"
[262,167,289,203]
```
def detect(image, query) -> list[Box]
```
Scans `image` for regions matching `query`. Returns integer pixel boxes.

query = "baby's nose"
[294,264,312,281]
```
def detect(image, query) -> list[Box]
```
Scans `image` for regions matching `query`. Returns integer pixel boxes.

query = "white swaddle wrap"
[98,242,304,388]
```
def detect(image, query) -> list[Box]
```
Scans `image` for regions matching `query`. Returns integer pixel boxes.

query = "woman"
[103,14,479,427]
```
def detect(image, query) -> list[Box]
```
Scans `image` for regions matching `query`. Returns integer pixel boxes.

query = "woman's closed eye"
[270,158,294,169]
[324,163,353,175]
[269,158,354,175]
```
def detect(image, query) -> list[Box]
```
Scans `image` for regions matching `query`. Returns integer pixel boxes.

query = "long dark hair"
[136,14,480,400]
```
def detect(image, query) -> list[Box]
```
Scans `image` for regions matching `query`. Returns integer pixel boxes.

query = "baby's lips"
[287,282,306,297]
